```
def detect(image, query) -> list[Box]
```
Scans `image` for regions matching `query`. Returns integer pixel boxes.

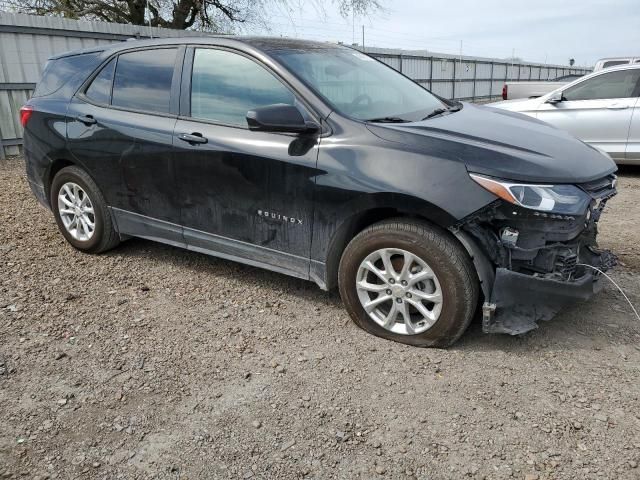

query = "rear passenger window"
[85,58,115,104]
[112,48,177,113]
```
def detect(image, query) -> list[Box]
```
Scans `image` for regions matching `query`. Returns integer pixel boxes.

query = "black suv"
[22,37,617,347]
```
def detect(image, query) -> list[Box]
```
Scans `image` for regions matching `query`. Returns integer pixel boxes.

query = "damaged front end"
[452,174,617,335]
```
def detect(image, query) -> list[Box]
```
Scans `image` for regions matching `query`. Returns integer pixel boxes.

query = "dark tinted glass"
[271,48,444,121]
[191,49,295,126]
[85,58,115,104]
[33,52,102,98]
[563,70,640,101]
[602,60,629,68]
[112,48,177,113]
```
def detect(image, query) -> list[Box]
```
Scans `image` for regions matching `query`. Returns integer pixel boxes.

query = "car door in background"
[535,69,640,162]
[627,96,640,164]
[173,47,322,279]
[67,47,184,243]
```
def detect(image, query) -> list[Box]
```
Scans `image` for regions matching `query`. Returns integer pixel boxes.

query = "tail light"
[19,105,34,127]
[502,85,508,100]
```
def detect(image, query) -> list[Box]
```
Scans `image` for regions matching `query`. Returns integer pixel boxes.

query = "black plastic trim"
[109,207,315,284]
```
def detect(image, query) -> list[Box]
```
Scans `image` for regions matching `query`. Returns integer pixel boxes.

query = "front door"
[173,47,322,279]
[536,69,640,162]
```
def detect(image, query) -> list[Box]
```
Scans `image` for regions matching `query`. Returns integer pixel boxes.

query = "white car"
[594,57,640,71]
[489,65,640,164]
[501,74,584,100]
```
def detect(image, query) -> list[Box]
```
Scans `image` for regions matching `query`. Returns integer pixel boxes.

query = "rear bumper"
[483,249,614,335]
[27,178,49,208]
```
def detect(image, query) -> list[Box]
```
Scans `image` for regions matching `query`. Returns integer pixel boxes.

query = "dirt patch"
[1,157,640,479]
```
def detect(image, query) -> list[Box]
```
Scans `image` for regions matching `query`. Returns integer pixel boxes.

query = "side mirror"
[246,104,319,134]
[546,92,564,104]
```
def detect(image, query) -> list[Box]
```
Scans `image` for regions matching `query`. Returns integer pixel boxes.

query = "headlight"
[469,173,591,215]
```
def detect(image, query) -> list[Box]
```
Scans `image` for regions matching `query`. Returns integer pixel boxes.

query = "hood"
[486,98,541,112]
[366,103,616,184]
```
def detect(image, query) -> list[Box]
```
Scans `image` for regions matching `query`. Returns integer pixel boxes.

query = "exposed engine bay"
[452,174,617,335]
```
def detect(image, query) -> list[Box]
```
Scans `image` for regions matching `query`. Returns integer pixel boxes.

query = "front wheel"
[338,219,479,347]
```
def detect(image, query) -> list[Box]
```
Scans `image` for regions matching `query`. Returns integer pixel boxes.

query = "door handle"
[178,132,208,145]
[76,114,97,125]
[606,104,629,110]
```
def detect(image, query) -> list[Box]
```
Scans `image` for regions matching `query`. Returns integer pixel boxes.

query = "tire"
[50,165,120,254]
[338,218,479,348]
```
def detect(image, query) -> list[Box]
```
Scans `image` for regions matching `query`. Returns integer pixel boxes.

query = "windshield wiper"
[421,108,447,120]
[421,104,463,120]
[366,116,410,123]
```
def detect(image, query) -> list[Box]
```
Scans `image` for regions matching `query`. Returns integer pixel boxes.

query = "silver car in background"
[490,65,640,164]
[594,57,640,71]
[501,74,584,100]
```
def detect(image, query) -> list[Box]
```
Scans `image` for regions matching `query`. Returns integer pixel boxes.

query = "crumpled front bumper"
[453,174,617,336]
[484,250,615,335]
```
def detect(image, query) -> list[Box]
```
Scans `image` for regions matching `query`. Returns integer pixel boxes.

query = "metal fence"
[0,12,203,158]
[362,47,591,102]
[0,12,591,158]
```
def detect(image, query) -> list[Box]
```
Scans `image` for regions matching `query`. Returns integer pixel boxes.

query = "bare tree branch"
[0,0,382,31]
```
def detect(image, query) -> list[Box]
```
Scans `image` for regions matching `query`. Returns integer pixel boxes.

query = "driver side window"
[190,48,296,127]
[563,70,640,101]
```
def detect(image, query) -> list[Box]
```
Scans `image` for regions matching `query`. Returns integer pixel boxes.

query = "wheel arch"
[320,193,460,291]
[44,158,76,207]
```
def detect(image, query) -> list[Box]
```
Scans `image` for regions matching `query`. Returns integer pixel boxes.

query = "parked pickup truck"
[594,57,640,71]
[501,74,584,100]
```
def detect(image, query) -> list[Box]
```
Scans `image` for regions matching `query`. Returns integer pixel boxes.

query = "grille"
[580,174,617,199]
[554,252,578,280]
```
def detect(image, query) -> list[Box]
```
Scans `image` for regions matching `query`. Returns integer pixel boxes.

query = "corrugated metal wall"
[0,12,205,157]
[0,12,591,158]
[361,47,591,102]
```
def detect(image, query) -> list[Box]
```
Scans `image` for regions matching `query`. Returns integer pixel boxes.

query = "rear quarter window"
[85,58,116,104]
[602,60,629,68]
[33,52,103,99]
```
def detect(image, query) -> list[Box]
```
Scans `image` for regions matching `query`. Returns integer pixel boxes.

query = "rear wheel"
[338,219,478,347]
[50,165,120,253]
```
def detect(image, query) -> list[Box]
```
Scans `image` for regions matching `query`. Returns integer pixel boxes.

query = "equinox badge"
[257,210,303,225]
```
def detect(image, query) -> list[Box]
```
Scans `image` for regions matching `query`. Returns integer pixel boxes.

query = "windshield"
[271,48,446,121]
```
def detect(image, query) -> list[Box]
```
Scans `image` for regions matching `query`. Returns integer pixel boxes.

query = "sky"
[246,0,640,67]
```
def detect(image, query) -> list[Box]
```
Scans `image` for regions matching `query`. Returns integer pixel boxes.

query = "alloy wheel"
[57,182,96,242]
[355,248,443,335]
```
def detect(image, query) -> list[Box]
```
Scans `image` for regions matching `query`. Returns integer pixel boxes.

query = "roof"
[592,63,640,72]
[596,56,640,62]
[48,36,345,60]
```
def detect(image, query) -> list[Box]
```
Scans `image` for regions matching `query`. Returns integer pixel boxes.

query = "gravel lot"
[1,156,640,480]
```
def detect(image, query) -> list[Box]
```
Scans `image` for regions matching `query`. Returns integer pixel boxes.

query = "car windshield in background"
[271,48,446,122]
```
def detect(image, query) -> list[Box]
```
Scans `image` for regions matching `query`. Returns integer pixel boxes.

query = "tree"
[1,0,382,31]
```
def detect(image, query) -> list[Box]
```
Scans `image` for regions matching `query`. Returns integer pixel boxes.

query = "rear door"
[172,46,322,279]
[536,69,640,162]
[67,46,184,243]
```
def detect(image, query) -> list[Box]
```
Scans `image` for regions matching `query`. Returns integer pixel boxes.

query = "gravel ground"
[1,156,640,480]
